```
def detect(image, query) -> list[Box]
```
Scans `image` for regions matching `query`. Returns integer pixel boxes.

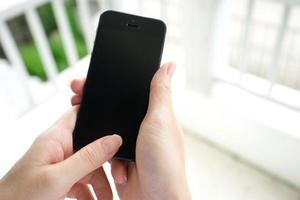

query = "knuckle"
[150,76,171,93]
[143,112,166,129]
[143,106,176,129]
[39,168,57,186]
[80,144,101,169]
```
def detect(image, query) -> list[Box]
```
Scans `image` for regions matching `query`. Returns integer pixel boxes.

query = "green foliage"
[37,3,57,36]
[16,0,88,81]
[37,3,68,73]
[19,43,47,81]
[49,32,68,72]
[65,0,88,58]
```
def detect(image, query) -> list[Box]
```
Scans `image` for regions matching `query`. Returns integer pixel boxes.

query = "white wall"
[174,85,300,189]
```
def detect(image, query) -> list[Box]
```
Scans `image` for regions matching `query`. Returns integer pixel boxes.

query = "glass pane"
[7,15,47,81]
[0,43,7,60]
[278,30,300,90]
[37,3,68,72]
[252,1,283,24]
[232,0,248,18]
[65,0,88,58]
[288,6,300,29]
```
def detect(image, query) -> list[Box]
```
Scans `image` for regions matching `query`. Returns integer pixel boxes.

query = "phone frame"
[73,10,167,161]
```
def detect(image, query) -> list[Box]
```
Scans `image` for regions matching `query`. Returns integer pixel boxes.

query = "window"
[213,0,300,110]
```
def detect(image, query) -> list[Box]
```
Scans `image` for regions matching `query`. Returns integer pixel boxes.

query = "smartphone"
[73,10,166,161]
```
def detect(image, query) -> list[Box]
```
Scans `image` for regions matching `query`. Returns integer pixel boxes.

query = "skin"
[0,62,191,200]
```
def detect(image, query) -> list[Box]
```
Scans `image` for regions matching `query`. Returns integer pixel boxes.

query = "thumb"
[147,62,176,113]
[56,134,122,186]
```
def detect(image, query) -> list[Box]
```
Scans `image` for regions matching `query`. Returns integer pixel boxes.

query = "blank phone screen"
[73,12,165,160]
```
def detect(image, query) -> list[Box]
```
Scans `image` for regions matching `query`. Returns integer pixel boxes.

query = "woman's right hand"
[71,62,191,200]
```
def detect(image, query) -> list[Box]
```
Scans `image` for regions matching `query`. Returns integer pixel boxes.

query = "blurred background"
[0,0,300,199]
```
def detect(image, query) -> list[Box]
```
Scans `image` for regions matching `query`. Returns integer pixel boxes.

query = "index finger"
[70,78,86,95]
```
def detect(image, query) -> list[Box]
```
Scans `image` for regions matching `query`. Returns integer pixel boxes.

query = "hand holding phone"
[72,10,191,198]
[71,62,192,200]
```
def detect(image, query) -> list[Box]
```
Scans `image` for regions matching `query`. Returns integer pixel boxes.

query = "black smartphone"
[73,10,166,161]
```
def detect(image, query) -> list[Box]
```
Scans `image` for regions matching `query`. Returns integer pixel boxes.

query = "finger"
[52,106,79,157]
[111,159,128,185]
[71,94,82,106]
[147,62,176,113]
[32,106,79,162]
[54,105,79,134]
[67,183,94,200]
[77,168,113,199]
[115,163,139,198]
[55,134,122,186]
[89,167,113,200]
[70,78,86,95]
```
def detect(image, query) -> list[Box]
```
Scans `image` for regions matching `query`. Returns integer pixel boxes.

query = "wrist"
[0,178,12,199]
[175,191,192,200]
[163,177,191,200]
[171,184,192,200]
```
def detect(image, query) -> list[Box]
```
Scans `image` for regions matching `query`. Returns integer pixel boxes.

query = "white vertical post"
[183,0,217,94]
[160,0,168,22]
[96,0,110,12]
[25,8,58,86]
[211,0,233,79]
[0,21,34,105]
[76,0,93,52]
[52,0,78,66]
[137,0,143,15]
[268,5,290,95]
[237,0,254,84]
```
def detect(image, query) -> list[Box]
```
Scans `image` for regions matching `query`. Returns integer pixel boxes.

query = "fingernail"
[102,135,122,154]
[166,62,176,78]
[69,78,78,87]
[115,175,127,185]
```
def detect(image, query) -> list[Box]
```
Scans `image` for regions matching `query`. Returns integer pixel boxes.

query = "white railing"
[0,0,184,119]
[0,0,108,117]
